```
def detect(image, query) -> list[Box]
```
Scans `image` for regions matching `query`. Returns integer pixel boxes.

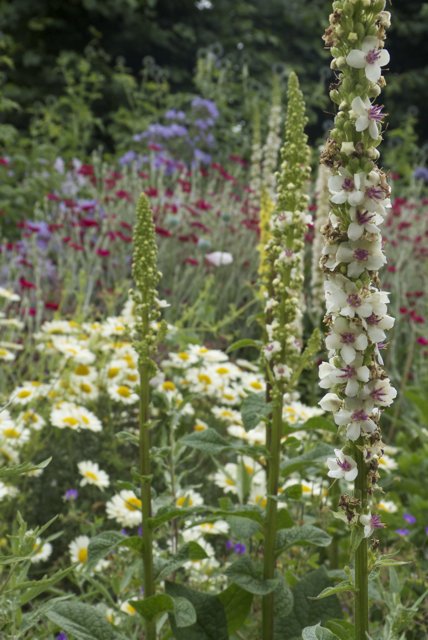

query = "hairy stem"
[354,445,369,640]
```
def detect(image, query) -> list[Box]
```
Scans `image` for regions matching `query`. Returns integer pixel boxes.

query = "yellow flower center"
[199,348,209,354]
[3,429,20,439]
[302,485,312,493]
[255,496,267,508]
[126,373,138,382]
[65,348,78,355]
[178,352,189,360]
[85,471,98,481]
[177,496,194,507]
[244,465,254,475]
[198,374,211,385]
[69,321,80,328]
[125,497,142,511]
[194,423,206,432]
[23,412,37,422]
[117,386,131,398]
[108,367,121,378]
[378,458,386,466]
[223,393,234,401]
[78,548,88,563]
[221,410,233,418]
[0,349,7,356]
[162,381,176,391]
[216,367,229,375]
[79,383,92,393]
[225,478,236,486]
[63,417,79,426]
[17,390,31,399]
[378,503,387,511]
[250,381,263,390]
[74,365,90,376]
[80,415,90,425]
[125,604,136,615]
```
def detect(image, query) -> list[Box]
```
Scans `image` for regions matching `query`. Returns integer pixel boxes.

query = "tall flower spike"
[132,193,167,640]
[311,161,331,319]
[261,75,282,203]
[249,104,262,211]
[319,3,395,639]
[261,71,312,640]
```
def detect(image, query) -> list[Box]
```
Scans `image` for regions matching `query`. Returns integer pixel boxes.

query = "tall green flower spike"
[132,193,167,640]
[261,72,314,640]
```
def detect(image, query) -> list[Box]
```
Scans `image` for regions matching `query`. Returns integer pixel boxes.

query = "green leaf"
[0,457,51,479]
[224,556,279,595]
[45,601,124,640]
[276,508,295,530]
[285,417,337,436]
[226,515,261,539]
[285,484,303,500]
[87,531,127,564]
[120,535,144,554]
[116,431,139,445]
[404,390,428,426]
[148,505,205,530]
[349,525,365,557]
[154,542,209,582]
[241,392,272,431]
[273,566,343,640]
[311,581,357,600]
[180,428,232,455]
[324,620,355,640]
[19,566,75,605]
[216,583,253,635]
[302,623,341,640]
[280,443,335,477]
[274,574,294,617]
[276,525,332,555]
[165,581,229,640]
[226,338,262,353]
[130,595,196,628]
[214,505,266,526]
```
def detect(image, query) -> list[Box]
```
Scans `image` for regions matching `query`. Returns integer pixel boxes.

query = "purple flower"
[63,489,78,501]
[165,109,186,121]
[226,540,233,550]
[395,529,409,536]
[403,513,416,524]
[414,167,428,183]
[234,543,246,555]
[56,633,67,640]
[425,526,428,536]
[138,526,143,536]
[193,149,212,165]
[121,529,128,536]
[119,151,138,166]
[191,97,219,119]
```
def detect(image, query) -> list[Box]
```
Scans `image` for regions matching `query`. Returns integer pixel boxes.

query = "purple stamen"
[337,457,352,471]
[365,48,381,65]
[346,293,361,308]
[342,177,355,191]
[365,186,383,201]
[377,341,387,349]
[339,365,356,379]
[368,105,385,122]
[370,386,387,401]
[353,248,370,262]
[352,409,369,421]
[340,332,355,344]
[366,312,381,325]
[371,513,384,529]
[356,209,374,225]
[284,249,293,257]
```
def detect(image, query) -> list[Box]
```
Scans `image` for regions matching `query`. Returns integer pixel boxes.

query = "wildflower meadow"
[1,1,428,639]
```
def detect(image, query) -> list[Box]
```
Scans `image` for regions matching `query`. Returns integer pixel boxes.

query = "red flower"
[62,236,71,243]
[414,291,424,297]
[155,226,172,238]
[200,168,210,177]
[387,266,396,272]
[45,302,59,310]
[149,143,162,151]
[165,189,174,197]
[191,222,211,233]
[178,179,191,193]
[194,199,212,211]
[398,221,411,230]
[120,221,133,231]
[116,190,132,201]
[116,231,132,242]
[28,308,36,316]
[138,171,150,179]
[48,223,64,232]
[185,258,199,266]
[96,248,110,257]
[80,218,99,228]
[77,164,95,176]
[46,193,59,201]
[19,277,36,289]
[417,336,428,345]
[64,199,77,208]
[145,187,158,197]
[111,172,123,179]
[390,173,401,180]
[410,310,424,323]
[69,243,84,251]
[229,154,248,167]
[211,162,224,170]
[0,158,8,166]
[17,222,26,228]
[242,186,253,193]
[399,307,408,314]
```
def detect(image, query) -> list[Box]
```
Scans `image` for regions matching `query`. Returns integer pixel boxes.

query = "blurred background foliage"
[1,0,428,160]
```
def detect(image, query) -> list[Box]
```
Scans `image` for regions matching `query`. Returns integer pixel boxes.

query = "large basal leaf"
[154,541,209,582]
[87,531,127,565]
[273,566,343,640]
[280,443,335,477]
[285,416,337,436]
[46,601,124,640]
[274,574,294,618]
[224,556,279,595]
[241,392,272,431]
[226,515,261,539]
[165,581,229,640]
[0,457,51,479]
[130,594,196,628]
[216,583,253,635]
[276,525,332,555]
[180,428,232,455]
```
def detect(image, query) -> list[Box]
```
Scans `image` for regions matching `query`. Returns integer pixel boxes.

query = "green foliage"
[45,601,125,640]
[241,392,272,431]
[224,556,279,595]
[215,584,253,636]
[276,525,332,555]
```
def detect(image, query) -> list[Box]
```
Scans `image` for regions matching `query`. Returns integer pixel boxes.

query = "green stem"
[139,287,156,640]
[262,393,283,640]
[354,445,369,640]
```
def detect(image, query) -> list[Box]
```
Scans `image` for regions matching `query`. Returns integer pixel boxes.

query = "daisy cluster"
[320,0,396,537]
[261,72,311,377]
[0,286,23,363]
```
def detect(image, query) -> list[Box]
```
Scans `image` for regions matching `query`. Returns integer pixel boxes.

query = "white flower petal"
[378,49,390,66]
[365,64,381,83]
[348,222,364,241]
[346,50,367,68]
[356,115,369,132]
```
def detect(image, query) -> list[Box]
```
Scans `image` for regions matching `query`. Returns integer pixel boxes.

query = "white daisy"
[107,384,139,404]
[106,490,142,527]
[0,482,19,500]
[0,287,20,301]
[78,460,110,489]
[16,410,46,431]
[51,336,96,364]
[120,601,137,616]
[31,538,53,563]
[176,489,204,508]
[50,402,102,432]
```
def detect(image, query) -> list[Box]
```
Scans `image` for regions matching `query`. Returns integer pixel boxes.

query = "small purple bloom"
[403,513,416,524]
[425,526,428,536]
[395,529,409,536]
[414,167,428,183]
[234,543,246,555]
[226,540,233,550]
[63,489,78,501]
[191,97,219,119]
[138,526,143,536]
[56,633,67,640]
[119,150,138,166]
[121,529,128,536]
[342,606,349,614]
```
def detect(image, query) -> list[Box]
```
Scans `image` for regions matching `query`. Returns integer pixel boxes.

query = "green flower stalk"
[132,193,167,640]
[311,162,331,319]
[319,3,395,639]
[261,75,282,203]
[260,72,312,640]
[249,104,262,210]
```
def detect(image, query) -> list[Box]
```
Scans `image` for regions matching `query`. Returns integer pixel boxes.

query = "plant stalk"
[139,284,156,640]
[354,445,369,640]
[262,395,283,640]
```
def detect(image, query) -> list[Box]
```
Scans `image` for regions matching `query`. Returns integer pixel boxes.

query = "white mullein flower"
[346,36,390,83]
[327,449,358,481]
